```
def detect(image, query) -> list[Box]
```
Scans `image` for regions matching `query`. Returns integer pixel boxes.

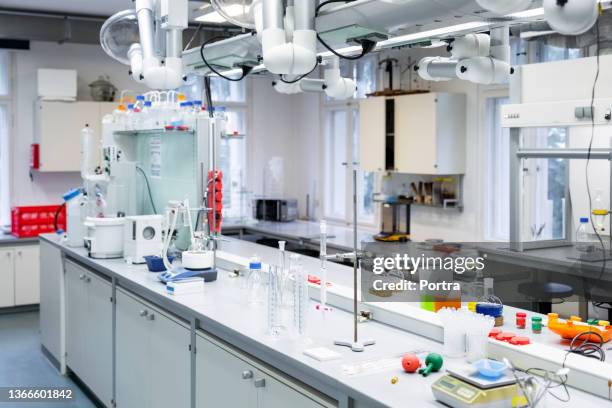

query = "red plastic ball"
[401,354,421,373]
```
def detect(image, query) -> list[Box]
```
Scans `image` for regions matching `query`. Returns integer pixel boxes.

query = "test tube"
[291,255,307,336]
[267,266,282,337]
[320,221,328,309]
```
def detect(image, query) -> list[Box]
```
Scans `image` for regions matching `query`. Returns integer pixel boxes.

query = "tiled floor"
[0,311,96,408]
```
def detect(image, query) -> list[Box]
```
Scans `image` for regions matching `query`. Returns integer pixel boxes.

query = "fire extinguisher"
[207,170,223,233]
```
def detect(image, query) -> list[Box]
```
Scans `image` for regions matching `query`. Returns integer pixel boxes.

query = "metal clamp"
[146,313,155,321]
[85,276,91,283]
[241,370,253,380]
[79,274,86,280]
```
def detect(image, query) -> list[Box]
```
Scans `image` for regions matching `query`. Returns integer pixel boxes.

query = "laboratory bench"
[38,234,611,408]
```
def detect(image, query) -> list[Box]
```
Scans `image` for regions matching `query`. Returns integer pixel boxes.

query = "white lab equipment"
[166,277,205,295]
[83,217,125,259]
[64,188,87,248]
[123,215,164,264]
[543,0,599,36]
[437,307,494,360]
[246,255,265,304]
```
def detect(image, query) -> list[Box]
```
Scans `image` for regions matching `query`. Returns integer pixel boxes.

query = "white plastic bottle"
[141,101,154,129]
[80,124,98,178]
[246,255,264,304]
[182,101,195,129]
[125,104,135,131]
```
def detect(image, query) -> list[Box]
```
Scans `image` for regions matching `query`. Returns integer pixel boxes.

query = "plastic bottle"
[112,104,127,130]
[141,101,154,129]
[170,102,185,128]
[246,255,264,303]
[125,104,135,130]
[182,101,195,129]
[576,217,596,252]
[592,189,609,232]
[80,124,98,178]
[214,106,228,137]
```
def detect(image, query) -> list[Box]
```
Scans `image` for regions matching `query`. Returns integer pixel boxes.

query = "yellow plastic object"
[547,313,611,343]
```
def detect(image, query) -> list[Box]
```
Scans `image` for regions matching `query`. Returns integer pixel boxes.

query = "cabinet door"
[395,93,438,174]
[84,273,113,406]
[14,245,40,305]
[359,97,386,172]
[150,310,191,408]
[196,335,257,408]
[0,249,14,307]
[39,240,63,361]
[116,290,151,408]
[37,101,100,172]
[257,374,327,408]
[64,261,88,378]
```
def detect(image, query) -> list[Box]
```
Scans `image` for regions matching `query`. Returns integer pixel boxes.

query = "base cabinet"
[196,333,335,408]
[115,289,190,408]
[0,244,40,308]
[65,260,112,406]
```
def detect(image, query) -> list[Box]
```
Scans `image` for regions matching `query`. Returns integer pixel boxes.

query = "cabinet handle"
[146,314,155,321]
[139,310,148,317]
[16,251,21,257]
[254,378,266,388]
[241,370,253,380]
[85,277,91,283]
[6,252,11,258]
[79,274,86,280]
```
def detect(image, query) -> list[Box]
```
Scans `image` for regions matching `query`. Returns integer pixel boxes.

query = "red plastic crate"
[11,205,66,238]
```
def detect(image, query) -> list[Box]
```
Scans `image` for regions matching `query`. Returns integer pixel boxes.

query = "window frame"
[0,50,13,227]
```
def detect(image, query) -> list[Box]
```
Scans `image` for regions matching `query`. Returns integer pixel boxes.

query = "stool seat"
[518,282,574,300]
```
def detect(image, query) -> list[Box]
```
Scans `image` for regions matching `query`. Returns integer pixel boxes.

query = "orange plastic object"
[401,354,421,373]
[432,299,462,312]
[547,313,611,343]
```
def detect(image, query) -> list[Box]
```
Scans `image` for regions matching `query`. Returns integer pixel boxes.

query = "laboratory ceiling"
[0,0,208,18]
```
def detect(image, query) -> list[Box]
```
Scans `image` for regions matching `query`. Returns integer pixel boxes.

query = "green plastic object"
[418,353,443,377]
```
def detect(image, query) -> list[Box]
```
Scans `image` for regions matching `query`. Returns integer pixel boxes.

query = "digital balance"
[431,363,527,408]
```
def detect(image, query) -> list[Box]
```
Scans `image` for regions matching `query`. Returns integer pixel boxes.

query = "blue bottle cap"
[127,104,134,109]
[136,95,145,101]
[186,101,193,106]
[476,302,503,317]
[249,261,262,270]
[194,100,202,105]
[144,101,152,107]
[580,217,589,223]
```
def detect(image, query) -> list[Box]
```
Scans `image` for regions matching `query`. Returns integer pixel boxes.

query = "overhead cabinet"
[359,92,466,175]
[34,101,115,172]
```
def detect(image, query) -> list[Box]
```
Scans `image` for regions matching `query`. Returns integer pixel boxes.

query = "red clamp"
[207,170,223,233]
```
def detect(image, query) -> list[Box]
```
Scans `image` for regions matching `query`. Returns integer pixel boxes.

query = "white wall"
[10,41,147,208]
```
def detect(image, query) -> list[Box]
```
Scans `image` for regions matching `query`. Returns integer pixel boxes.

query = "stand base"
[334,339,375,352]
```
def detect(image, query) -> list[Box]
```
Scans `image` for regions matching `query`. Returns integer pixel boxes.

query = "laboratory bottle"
[134,95,145,112]
[215,106,228,137]
[80,125,98,178]
[170,102,185,128]
[182,101,195,129]
[576,217,597,252]
[592,189,609,232]
[125,104,135,131]
[112,104,127,130]
[141,101,154,129]
[246,255,264,304]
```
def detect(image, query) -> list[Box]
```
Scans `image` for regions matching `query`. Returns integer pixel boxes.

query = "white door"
[85,273,113,406]
[64,261,87,378]
[14,245,40,305]
[196,335,257,408]
[150,311,191,408]
[116,290,151,408]
[0,248,14,307]
[257,374,326,408]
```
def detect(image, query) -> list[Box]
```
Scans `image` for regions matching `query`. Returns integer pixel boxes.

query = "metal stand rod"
[334,163,375,352]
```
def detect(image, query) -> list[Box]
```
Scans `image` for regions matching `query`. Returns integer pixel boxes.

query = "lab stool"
[518,282,574,315]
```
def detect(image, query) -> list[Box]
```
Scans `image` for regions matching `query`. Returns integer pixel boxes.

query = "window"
[322,55,377,225]
[179,77,249,220]
[0,50,10,228]
[485,97,567,242]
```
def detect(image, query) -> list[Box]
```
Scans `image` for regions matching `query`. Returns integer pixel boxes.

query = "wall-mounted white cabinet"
[34,101,115,172]
[65,260,112,406]
[359,92,466,175]
[0,244,39,308]
[115,288,191,408]
[196,332,335,408]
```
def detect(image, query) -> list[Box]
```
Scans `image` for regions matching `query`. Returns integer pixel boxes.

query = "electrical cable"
[315,0,376,60]
[279,57,322,84]
[200,35,254,82]
[54,202,66,233]
[184,23,203,52]
[585,14,607,281]
[136,166,157,215]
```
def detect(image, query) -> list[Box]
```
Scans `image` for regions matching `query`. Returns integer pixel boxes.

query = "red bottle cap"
[510,336,531,345]
[516,312,527,318]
